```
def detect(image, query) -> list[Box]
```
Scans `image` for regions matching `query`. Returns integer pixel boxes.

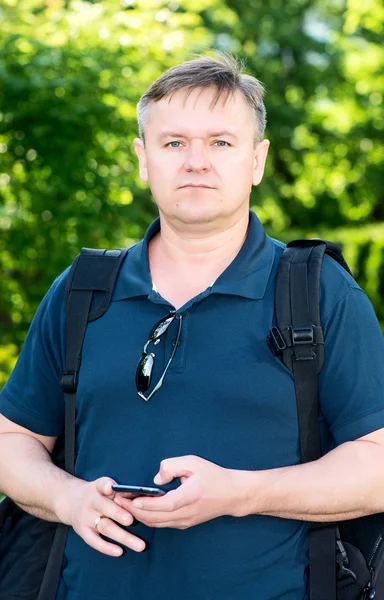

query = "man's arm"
[122,428,384,528]
[234,427,384,521]
[0,414,145,554]
[0,415,70,521]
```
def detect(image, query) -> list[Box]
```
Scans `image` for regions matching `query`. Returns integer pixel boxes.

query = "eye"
[166,141,182,148]
[214,140,230,147]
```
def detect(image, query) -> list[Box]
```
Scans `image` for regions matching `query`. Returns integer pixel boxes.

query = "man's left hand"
[117,455,237,529]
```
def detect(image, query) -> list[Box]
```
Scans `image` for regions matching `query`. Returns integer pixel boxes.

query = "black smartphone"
[111,484,165,498]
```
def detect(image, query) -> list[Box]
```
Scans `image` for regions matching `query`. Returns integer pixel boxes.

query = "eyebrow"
[158,130,238,141]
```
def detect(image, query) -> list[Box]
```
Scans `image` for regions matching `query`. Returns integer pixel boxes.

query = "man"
[0,53,384,600]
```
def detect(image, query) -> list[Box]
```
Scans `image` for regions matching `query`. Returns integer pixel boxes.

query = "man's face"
[134,87,269,227]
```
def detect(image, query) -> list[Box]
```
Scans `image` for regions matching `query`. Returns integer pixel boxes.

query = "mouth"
[180,184,214,189]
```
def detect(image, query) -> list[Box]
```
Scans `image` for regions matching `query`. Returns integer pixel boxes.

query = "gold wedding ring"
[94,514,107,533]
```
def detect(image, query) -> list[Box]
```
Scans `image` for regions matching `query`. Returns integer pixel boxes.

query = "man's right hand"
[55,476,146,556]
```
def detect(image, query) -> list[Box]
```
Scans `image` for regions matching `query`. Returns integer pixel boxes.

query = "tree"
[0,0,232,369]
[1,0,383,386]
[212,0,384,229]
[208,0,384,323]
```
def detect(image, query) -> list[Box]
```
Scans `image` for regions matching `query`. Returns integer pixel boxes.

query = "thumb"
[96,477,117,497]
[154,456,195,485]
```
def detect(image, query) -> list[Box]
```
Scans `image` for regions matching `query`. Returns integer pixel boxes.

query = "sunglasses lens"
[135,353,154,392]
[135,314,181,400]
[150,315,175,341]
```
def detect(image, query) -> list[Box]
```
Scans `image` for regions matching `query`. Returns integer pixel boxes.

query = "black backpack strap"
[268,240,327,462]
[267,238,352,600]
[37,247,128,600]
[267,238,351,461]
[61,248,129,396]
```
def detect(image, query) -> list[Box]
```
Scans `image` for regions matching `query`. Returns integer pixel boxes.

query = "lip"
[180,184,214,189]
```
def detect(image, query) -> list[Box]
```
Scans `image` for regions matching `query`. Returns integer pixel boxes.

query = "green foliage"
[0,344,18,389]
[223,0,384,231]
[0,0,383,387]
[0,0,222,351]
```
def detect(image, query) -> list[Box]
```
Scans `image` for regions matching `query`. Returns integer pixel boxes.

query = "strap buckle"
[291,326,314,345]
[291,326,316,362]
[60,371,78,394]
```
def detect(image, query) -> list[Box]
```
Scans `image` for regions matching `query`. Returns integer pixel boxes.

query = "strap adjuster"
[267,326,287,356]
[60,371,78,394]
[291,326,314,345]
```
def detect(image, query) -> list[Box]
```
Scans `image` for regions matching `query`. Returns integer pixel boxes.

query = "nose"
[183,140,211,173]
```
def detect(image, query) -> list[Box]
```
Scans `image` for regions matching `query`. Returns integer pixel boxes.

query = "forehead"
[146,87,254,139]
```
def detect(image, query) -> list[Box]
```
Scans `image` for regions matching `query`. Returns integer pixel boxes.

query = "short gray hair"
[137,52,266,145]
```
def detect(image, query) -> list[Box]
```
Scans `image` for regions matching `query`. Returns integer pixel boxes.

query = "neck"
[150,211,250,269]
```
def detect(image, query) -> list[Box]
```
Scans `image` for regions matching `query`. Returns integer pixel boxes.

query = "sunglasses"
[135,313,183,401]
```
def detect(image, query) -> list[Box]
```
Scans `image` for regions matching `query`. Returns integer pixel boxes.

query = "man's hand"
[118,456,236,529]
[55,477,146,556]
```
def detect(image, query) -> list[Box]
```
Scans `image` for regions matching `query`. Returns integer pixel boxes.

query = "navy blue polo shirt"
[1,210,384,600]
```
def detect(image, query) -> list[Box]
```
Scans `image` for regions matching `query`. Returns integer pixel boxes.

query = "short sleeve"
[319,286,384,446]
[0,269,70,436]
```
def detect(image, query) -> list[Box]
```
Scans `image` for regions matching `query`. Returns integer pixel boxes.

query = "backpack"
[0,248,128,600]
[0,240,383,600]
[266,239,384,600]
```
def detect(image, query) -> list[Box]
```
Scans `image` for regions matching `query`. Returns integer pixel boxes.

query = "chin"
[173,204,222,225]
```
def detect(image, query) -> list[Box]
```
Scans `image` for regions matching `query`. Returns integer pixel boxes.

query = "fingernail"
[132,500,142,508]
[113,547,123,556]
[154,473,161,484]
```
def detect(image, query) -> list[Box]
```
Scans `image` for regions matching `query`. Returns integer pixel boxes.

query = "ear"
[133,138,148,182]
[252,139,270,186]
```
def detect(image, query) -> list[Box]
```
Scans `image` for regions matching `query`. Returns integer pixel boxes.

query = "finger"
[134,518,180,529]
[98,497,134,528]
[95,517,146,552]
[113,496,136,513]
[154,456,195,486]
[132,480,196,512]
[129,505,193,528]
[83,527,124,556]
[96,477,117,498]
[83,519,145,554]
[146,520,191,529]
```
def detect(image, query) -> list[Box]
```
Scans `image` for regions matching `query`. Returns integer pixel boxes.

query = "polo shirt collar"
[113,210,275,302]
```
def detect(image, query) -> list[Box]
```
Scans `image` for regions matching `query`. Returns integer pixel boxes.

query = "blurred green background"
[1,0,383,387]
